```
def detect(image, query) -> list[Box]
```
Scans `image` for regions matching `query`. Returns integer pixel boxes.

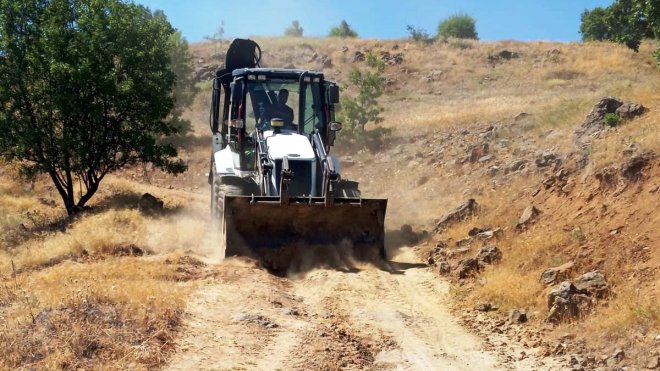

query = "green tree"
[437,13,479,40]
[329,20,358,38]
[580,0,659,58]
[284,20,304,37]
[338,53,385,135]
[580,7,613,41]
[166,30,198,134]
[0,0,187,215]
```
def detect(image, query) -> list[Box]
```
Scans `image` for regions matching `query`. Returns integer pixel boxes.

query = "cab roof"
[232,68,326,80]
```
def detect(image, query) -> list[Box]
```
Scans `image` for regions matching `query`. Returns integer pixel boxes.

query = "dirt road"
[165,247,553,371]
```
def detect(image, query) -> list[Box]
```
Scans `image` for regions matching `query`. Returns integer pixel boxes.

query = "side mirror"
[230,81,243,103]
[328,84,340,105]
[329,122,342,132]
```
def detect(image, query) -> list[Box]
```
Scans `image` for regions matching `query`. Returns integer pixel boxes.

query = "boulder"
[138,193,164,212]
[487,50,520,64]
[508,309,528,323]
[616,101,646,119]
[540,261,575,285]
[575,97,647,143]
[547,281,591,323]
[456,258,481,278]
[507,159,527,173]
[621,150,655,180]
[352,51,365,63]
[516,205,539,230]
[535,151,560,168]
[477,245,501,264]
[434,199,478,231]
[438,261,451,274]
[573,271,608,299]
[468,143,489,163]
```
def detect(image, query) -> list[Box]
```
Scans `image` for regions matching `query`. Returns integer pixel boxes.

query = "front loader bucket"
[222,196,387,270]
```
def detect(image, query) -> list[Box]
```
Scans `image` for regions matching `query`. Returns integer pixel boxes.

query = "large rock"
[575,97,647,143]
[541,261,574,285]
[456,258,480,278]
[616,101,646,119]
[434,199,478,231]
[535,151,560,168]
[573,271,609,299]
[547,281,591,323]
[516,205,539,230]
[477,245,501,264]
[138,193,164,212]
[621,150,656,180]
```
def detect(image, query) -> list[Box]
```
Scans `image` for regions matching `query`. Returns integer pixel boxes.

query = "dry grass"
[0,259,187,369]
[0,167,216,369]
[0,35,657,368]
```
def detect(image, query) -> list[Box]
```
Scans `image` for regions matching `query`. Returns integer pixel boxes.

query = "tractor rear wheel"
[212,176,243,257]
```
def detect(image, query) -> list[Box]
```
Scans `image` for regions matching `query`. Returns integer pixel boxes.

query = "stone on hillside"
[546,281,591,323]
[516,205,539,230]
[541,261,574,285]
[621,150,656,180]
[514,112,530,121]
[352,51,365,63]
[321,55,332,68]
[138,193,164,212]
[456,258,481,278]
[487,50,520,64]
[438,261,451,274]
[507,159,527,173]
[487,166,500,176]
[469,143,489,163]
[574,271,609,299]
[434,199,478,231]
[535,151,560,168]
[575,97,647,143]
[508,309,528,323]
[616,101,646,119]
[468,227,488,236]
[476,228,502,239]
[477,245,501,264]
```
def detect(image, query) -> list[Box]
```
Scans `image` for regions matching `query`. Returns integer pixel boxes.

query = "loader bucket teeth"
[221,196,387,271]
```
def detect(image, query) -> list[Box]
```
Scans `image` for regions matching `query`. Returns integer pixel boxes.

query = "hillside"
[1,37,658,369]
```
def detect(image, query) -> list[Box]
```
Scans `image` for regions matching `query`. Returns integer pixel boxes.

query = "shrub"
[438,13,478,40]
[337,52,386,147]
[406,25,434,44]
[284,20,304,37]
[604,113,623,127]
[329,20,358,38]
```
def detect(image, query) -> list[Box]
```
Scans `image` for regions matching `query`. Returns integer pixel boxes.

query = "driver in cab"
[263,88,295,129]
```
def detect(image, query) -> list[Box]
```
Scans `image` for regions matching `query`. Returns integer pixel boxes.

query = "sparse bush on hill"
[329,20,358,38]
[284,20,304,37]
[204,20,225,54]
[337,52,390,148]
[0,0,187,215]
[406,25,434,44]
[581,0,659,63]
[437,13,479,40]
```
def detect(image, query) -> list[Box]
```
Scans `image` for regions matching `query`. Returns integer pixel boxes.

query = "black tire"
[212,177,243,257]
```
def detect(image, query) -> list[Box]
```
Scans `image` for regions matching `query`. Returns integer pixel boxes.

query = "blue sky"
[137,0,614,42]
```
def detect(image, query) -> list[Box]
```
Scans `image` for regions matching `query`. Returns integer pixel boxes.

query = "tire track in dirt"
[166,248,556,370]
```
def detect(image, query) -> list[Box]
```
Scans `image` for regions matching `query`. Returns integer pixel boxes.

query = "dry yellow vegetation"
[1,36,658,368]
